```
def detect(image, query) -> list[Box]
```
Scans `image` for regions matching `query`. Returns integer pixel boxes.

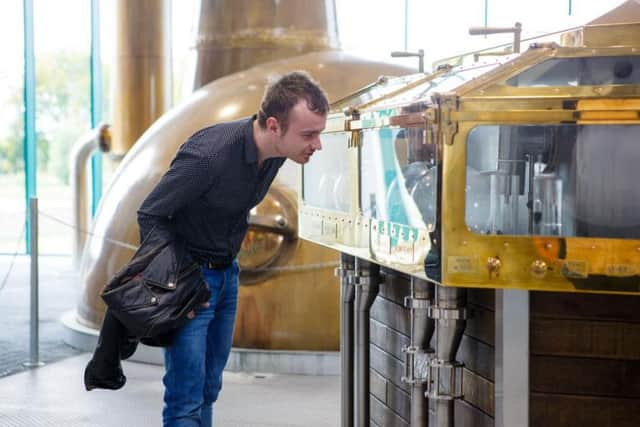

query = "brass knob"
[487,257,501,277]
[530,260,548,278]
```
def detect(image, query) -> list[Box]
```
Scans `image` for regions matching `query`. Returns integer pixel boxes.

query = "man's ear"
[266,116,280,134]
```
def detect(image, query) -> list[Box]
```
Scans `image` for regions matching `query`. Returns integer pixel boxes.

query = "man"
[136,71,327,427]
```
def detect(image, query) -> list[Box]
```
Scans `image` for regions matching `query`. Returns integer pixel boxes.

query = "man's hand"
[187,301,210,319]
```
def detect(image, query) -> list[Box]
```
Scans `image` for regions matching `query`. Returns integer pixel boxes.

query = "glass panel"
[303,132,351,212]
[35,0,91,254]
[465,124,640,238]
[360,127,436,229]
[371,62,501,110]
[331,74,424,111]
[0,0,26,253]
[506,56,640,87]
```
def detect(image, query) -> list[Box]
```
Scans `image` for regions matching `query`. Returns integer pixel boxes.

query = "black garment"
[85,227,210,391]
[137,115,286,265]
[101,227,210,340]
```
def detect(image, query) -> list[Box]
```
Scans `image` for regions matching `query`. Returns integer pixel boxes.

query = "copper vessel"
[78,50,411,350]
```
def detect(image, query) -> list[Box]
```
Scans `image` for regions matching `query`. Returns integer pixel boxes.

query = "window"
[302,132,351,213]
[360,126,436,229]
[466,124,640,238]
[506,56,640,87]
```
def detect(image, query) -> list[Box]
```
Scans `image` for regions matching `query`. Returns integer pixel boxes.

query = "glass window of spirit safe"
[360,127,437,230]
[506,56,640,87]
[302,132,351,212]
[465,124,640,238]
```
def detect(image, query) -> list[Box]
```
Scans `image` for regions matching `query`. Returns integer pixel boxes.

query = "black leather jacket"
[101,226,211,343]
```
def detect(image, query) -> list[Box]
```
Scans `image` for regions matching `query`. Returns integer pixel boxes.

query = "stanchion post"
[24,196,44,367]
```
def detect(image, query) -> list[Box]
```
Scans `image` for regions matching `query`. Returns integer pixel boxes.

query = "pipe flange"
[404,296,432,310]
[334,267,354,278]
[350,275,377,286]
[428,306,468,320]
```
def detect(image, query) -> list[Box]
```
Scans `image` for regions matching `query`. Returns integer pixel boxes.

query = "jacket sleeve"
[137,140,217,243]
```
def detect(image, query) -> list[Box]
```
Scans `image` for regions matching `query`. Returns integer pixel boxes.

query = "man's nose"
[312,136,322,151]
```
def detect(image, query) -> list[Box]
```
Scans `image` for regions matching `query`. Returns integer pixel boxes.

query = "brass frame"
[300,32,640,294]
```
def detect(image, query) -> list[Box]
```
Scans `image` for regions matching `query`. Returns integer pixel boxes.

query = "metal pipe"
[407,277,435,426]
[390,49,425,73]
[469,22,522,53]
[70,125,111,267]
[353,257,380,427]
[112,0,170,156]
[337,253,355,427]
[24,197,43,367]
[430,286,467,427]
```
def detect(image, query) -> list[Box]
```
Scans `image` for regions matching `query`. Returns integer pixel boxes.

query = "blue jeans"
[162,261,239,427]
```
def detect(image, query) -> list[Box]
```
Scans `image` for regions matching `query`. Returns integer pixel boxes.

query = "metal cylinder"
[26,197,42,367]
[354,257,380,427]
[111,0,170,155]
[431,285,467,427]
[70,125,111,267]
[194,0,339,88]
[338,253,356,427]
[409,277,435,426]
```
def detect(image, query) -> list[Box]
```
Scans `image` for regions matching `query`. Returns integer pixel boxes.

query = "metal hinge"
[432,93,459,145]
[346,109,361,148]
[424,107,438,145]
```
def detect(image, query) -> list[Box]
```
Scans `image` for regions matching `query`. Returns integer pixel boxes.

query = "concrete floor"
[0,255,340,426]
[0,354,340,427]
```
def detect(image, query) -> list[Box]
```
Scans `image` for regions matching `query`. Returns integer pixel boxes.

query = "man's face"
[274,100,326,164]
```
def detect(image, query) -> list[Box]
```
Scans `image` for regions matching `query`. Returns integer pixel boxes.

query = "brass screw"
[487,257,502,277]
[530,260,548,279]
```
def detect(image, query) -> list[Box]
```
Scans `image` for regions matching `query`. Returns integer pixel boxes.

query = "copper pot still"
[78,0,412,351]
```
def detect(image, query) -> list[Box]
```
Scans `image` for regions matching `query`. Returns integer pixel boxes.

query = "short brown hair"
[257,71,329,133]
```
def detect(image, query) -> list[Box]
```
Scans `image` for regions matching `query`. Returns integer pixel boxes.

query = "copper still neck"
[193,0,339,89]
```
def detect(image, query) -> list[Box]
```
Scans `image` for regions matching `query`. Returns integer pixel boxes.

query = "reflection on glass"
[533,173,562,235]
[303,132,351,212]
[331,74,424,111]
[360,126,436,229]
[465,124,640,239]
[506,56,640,87]
[372,62,500,110]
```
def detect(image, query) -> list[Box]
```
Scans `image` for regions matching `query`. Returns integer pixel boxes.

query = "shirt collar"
[244,114,259,164]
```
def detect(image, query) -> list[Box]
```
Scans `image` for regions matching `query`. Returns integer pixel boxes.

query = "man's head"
[257,71,329,164]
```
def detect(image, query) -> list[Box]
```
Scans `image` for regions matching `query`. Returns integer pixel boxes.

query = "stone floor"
[0,255,340,426]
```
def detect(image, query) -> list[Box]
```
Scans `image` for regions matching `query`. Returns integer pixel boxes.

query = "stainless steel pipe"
[338,253,355,427]
[430,285,467,427]
[408,277,435,426]
[353,257,380,427]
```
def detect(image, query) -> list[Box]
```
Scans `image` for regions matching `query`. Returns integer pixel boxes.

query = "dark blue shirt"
[137,116,286,265]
